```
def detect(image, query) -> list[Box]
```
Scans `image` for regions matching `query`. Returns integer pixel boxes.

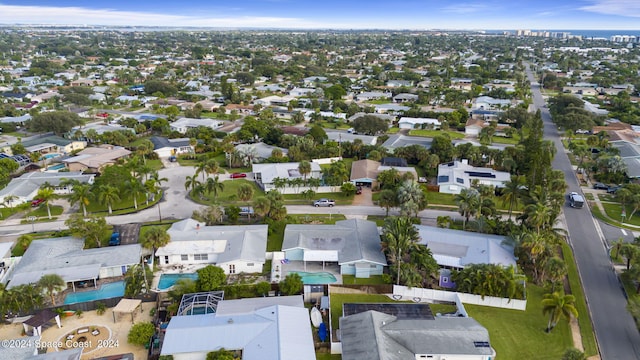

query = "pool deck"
[280,261,342,284]
[152,264,207,291]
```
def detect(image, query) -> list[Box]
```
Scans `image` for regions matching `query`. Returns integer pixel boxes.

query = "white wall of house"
[340,262,384,278]
[159,253,217,267]
[219,260,264,275]
[99,265,129,278]
[173,352,207,360]
[261,185,341,194]
[154,146,193,158]
[465,126,482,136]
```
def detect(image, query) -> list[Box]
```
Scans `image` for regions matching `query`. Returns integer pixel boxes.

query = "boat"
[310,307,322,328]
[318,322,328,342]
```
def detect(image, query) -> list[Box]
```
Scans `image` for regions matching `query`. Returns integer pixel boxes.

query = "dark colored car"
[593,182,608,190]
[356,186,363,194]
[31,198,45,207]
[230,173,247,179]
[607,185,621,194]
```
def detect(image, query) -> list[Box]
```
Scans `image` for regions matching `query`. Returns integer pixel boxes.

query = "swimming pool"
[289,271,337,284]
[63,281,125,304]
[40,153,61,160]
[47,164,66,171]
[158,273,198,290]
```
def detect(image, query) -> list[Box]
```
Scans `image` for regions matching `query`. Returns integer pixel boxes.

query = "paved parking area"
[112,223,141,245]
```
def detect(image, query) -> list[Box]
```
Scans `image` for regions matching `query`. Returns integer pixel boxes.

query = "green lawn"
[387,127,400,134]
[491,134,520,145]
[267,220,286,252]
[177,157,199,166]
[146,159,164,171]
[366,215,386,226]
[330,293,406,331]
[601,202,640,226]
[408,129,465,139]
[191,179,264,205]
[465,284,574,360]
[25,205,63,218]
[561,243,597,356]
[85,192,155,215]
[426,191,457,206]
[0,206,21,219]
[282,191,354,205]
[315,354,341,360]
[287,214,347,224]
[342,275,388,285]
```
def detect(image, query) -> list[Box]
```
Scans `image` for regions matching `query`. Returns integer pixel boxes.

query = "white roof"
[415,225,516,268]
[398,117,441,125]
[170,117,223,129]
[437,160,510,189]
[161,296,315,360]
[252,162,321,184]
[157,219,267,263]
[7,237,141,288]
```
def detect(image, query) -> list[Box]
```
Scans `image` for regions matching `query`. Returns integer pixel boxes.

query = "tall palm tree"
[544,257,568,292]
[542,291,578,333]
[524,202,553,234]
[253,197,271,219]
[381,216,421,286]
[125,179,146,210]
[455,188,479,229]
[2,194,19,209]
[37,274,65,306]
[298,160,312,181]
[378,189,397,216]
[150,172,168,222]
[205,176,225,202]
[35,187,56,219]
[195,160,208,181]
[98,185,120,215]
[619,243,639,271]
[140,226,170,261]
[397,180,427,218]
[501,175,526,220]
[204,159,220,178]
[184,174,201,195]
[68,183,92,217]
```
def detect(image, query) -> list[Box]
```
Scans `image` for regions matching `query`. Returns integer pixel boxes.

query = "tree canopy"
[28,111,83,135]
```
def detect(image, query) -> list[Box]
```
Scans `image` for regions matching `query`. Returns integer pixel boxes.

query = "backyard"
[408,129,466,139]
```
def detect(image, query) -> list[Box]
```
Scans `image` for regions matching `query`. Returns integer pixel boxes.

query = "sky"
[0,0,639,30]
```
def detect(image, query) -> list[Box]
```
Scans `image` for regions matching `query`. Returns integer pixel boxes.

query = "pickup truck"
[313,199,335,207]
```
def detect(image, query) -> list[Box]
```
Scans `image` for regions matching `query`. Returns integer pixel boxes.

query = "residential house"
[0,114,31,126]
[170,117,223,134]
[252,162,322,191]
[326,131,377,146]
[387,80,413,88]
[0,171,94,207]
[392,93,419,103]
[381,134,433,151]
[374,103,410,114]
[303,76,328,87]
[354,91,392,102]
[609,140,640,178]
[6,237,141,290]
[289,88,316,97]
[161,295,315,360]
[254,95,296,107]
[347,112,396,124]
[156,219,268,275]
[398,117,441,130]
[340,310,495,360]
[235,143,288,161]
[21,136,86,156]
[150,137,194,158]
[282,219,387,278]
[473,96,513,110]
[73,123,135,136]
[437,160,511,194]
[62,145,131,172]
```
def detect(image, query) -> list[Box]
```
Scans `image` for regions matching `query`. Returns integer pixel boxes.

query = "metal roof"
[283,219,387,266]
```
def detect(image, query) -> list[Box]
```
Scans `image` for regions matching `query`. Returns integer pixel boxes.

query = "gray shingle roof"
[7,237,141,287]
[282,219,387,265]
[0,172,94,198]
[340,310,494,360]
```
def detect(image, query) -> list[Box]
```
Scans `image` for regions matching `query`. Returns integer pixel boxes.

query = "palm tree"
[381,216,421,286]
[98,185,120,215]
[125,179,146,210]
[69,183,92,217]
[611,237,625,259]
[397,180,427,218]
[140,226,170,260]
[184,174,201,196]
[542,291,578,333]
[501,175,526,220]
[619,243,639,271]
[525,202,553,234]
[253,197,271,219]
[298,160,312,181]
[37,274,65,306]
[205,176,225,202]
[195,160,208,181]
[2,194,18,209]
[17,234,33,252]
[150,172,168,222]
[455,188,479,229]
[35,187,56,219]
[378,189,397,216]
[204,159,220,178]
[544,256,568,292]
[237,183,254,204]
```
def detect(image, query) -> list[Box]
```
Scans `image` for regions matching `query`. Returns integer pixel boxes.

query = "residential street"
[526,63,640,359]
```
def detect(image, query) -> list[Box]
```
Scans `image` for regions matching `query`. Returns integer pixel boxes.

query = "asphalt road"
[526,63,640,359]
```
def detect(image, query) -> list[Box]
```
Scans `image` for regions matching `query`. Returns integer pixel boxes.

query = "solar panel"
[465,171,496,178]
[473,341,491,348]
[343,303,435,320]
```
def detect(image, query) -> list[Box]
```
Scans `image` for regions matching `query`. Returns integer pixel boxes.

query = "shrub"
[128,322,155,346]
[95,302,106,315]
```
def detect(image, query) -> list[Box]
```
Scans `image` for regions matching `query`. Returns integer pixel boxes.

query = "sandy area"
[0,302,155,359]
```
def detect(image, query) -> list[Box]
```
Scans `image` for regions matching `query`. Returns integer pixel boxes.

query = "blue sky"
[0,0,639,29]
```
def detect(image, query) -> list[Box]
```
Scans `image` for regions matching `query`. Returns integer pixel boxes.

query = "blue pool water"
[48,164,66,170]
[289,271,337,284]
[40,153,61,160]
[158,273,198,290]
[63,281,125,304]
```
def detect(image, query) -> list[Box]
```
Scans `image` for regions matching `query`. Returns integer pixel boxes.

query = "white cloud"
[440,3,487,14]
[580,0,640,17]
[0,5,324,28]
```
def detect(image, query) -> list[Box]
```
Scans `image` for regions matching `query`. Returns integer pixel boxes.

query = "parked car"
[568,192,585,209]
[230,173,247,179]
[607,185,621,194]
[593,182,608,190]
[313,199,335,207]
[356,186,363,195]
[31,198,45,207]
[109,232,121,246]
[168,155,177,162]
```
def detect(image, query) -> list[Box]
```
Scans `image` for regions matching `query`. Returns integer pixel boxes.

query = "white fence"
[393,285,527,311]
